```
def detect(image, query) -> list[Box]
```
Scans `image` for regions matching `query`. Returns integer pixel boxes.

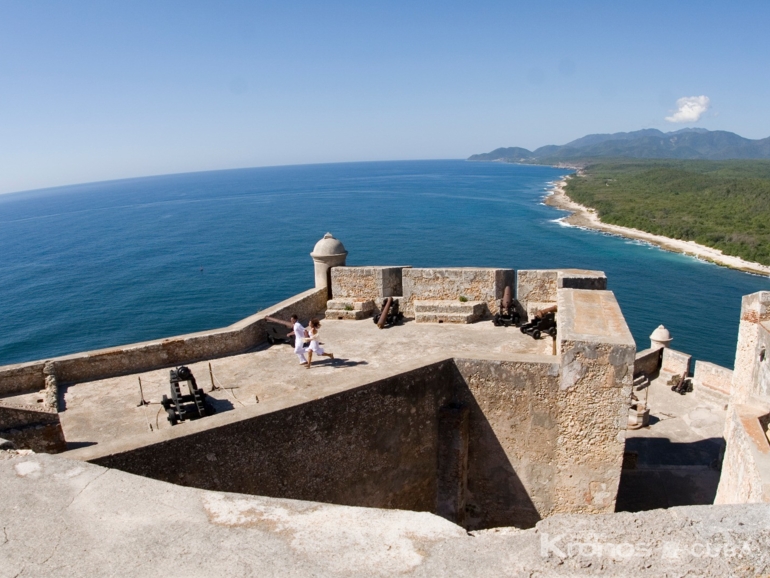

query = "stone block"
[0,401,66,453]
[558,269,607,290]
[402,268,514,317]
[693,360,733,400]
[331,267,408,300]
[661,348,691,376]
[516,270,558,312]
[414,300,485,324]
[326,299,375,319]
[556,288,636,514]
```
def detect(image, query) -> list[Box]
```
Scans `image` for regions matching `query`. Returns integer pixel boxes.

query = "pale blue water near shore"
[1,160,768,369]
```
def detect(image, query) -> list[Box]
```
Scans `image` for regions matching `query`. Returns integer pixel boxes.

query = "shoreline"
[544,175,770,277]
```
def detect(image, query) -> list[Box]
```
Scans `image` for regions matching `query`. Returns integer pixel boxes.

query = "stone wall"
[661,348,691,376]
[555,288,635,515]
[70,350,629,531]
[716,291,770,505]
[453,357,560,529]
[402,268,515,317]
[0,288,327,396]
[84,361,459,515]
[516,270,558,312]
[693,360,733,398]
[731,291,770,403]
[715,404,770,504]
[516,269,607,317]
[634,347,662,377]
[0,401,66,453]
[330,267,407,300]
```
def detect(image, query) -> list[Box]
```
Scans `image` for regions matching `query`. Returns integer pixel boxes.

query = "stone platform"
[2,451,768,577]
[1,317,551,449]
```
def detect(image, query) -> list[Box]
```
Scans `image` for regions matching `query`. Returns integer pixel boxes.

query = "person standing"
[290,314,308,365]
[305,318,334,368]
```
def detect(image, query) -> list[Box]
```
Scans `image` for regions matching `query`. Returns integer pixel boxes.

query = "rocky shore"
[545,175,770,277]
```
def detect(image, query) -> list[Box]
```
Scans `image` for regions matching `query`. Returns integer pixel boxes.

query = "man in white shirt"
[290,314,308,365]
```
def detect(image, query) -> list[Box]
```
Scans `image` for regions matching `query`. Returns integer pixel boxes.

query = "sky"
[1,0,769,194]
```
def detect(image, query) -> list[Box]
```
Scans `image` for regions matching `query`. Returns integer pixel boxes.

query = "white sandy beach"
[544,175,770,277]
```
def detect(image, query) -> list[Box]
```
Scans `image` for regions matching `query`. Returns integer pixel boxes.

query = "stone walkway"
[617,371,727,511]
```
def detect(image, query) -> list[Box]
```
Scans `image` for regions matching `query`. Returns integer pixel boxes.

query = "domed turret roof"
[650,325,672,343]
[310,233,347,258]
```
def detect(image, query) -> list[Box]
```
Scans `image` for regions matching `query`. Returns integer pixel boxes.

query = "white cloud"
[665,95,710,123]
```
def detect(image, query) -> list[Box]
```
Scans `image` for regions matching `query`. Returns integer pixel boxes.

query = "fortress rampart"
[2,234,770,575]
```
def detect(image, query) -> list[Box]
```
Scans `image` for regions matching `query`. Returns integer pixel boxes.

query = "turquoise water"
[1,160,768,369]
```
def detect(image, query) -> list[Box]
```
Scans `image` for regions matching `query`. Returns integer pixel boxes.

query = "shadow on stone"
[616,437,724,512]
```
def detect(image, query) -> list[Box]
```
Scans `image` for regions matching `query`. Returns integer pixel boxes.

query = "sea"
[1,160,768,370]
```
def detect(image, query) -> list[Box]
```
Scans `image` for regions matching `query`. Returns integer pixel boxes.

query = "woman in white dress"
[305,318,334,368]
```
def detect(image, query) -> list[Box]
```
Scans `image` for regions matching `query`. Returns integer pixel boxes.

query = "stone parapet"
[716,403,770,504]
[0,400,66,453]
[0,287,327,395]
[517,269,607,317]
[693,360,733,400]
[330,266,408,300]
[634,347,662,377]
[402,268,514,317]
[556,288,635,514]
[661,348,692,376]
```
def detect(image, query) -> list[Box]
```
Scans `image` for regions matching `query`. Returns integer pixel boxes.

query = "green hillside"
[565,160,770,265]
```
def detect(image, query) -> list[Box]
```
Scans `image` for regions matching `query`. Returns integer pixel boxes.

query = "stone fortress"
[1,233,769,576]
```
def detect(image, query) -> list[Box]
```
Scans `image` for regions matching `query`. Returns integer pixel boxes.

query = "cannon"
[264,316,296,345]
[373,297,404,328]
[669,370,692,395]
[492,286,521,327]
[160,366,214,426]
[520,305,557,340]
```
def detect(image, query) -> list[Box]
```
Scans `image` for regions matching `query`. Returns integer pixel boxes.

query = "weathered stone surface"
[556,289,635,515]
[326,298,375,320]
[634,347,662,377]
[732,291,770,403]
[403,268,514,317]
[2,453,769,577]
[557,268,608,291]
[331,266,407,300]
[453,357,561,528]
[0,287,328,396]
[0,401,66,453]
[517,270,558,311]
[694,360,733,399]
[662,348,692,376]
[716,403,770,504]
[414,300,485,324]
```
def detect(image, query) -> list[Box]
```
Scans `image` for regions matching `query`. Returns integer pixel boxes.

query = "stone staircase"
[326,299,375,320]
[413,300,485,324]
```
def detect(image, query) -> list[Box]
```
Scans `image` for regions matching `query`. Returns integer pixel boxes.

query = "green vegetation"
[565,159,770,265]
[459,295,468,302]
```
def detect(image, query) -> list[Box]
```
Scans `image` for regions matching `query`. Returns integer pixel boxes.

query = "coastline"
[544,175,770,277]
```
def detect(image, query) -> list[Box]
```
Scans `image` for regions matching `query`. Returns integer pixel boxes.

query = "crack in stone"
[65,469,108,510]
[2,526,8,546]
[40,532,62,566]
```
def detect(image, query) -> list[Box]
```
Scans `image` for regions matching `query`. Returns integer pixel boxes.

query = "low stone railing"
[0,287,327,396]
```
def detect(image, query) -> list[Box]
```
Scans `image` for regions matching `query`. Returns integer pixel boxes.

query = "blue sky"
[1,1,769,194]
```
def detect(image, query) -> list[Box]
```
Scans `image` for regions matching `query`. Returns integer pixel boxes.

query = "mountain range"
[468,128,770,163]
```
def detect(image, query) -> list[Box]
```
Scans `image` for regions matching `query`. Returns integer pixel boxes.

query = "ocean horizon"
[1,159,768,369]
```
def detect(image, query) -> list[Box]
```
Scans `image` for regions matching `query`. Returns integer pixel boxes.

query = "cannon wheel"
[166,408,178,426]
[548,327,557,337]
[532,329,541,339]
